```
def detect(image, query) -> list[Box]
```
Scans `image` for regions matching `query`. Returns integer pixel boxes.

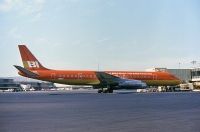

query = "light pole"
[191,61,197,68]
[178,62,181,69]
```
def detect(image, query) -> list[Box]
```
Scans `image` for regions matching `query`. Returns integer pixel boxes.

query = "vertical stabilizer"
[18,45,47,70]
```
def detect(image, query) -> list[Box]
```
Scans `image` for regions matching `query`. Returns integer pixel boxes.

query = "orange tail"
[18,45,47,70]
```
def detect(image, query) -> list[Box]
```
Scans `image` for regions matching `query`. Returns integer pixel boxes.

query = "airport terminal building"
[167,69,191,83]
[0,77,55,92]
[0,78,22,92]
[191,68,200,89]
[147,68,192,83]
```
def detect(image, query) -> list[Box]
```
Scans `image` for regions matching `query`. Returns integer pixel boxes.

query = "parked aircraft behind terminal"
[14,45,180,93]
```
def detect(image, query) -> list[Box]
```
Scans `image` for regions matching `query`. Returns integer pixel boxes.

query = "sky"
[0,0,200,77]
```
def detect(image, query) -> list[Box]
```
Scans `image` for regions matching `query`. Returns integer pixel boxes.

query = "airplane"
[14,45,181,93]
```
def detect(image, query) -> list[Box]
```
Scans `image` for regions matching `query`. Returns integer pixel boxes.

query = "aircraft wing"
[95,72,120,86]
[14,65,39,78]
[95,72,147,89]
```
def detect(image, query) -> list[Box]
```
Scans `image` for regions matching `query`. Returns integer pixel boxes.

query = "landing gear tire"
[98,89,103,93]
[108,89,113,93]
[103,89,113,93]
[98,88,113,93]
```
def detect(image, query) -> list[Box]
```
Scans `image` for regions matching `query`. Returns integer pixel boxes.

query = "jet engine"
[116,79,147,89]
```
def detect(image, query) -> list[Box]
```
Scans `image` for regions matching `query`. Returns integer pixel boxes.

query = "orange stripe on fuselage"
[107,71,179,80]
[107,71,180,86]
[25,70,180,86]
[35,70,101,85]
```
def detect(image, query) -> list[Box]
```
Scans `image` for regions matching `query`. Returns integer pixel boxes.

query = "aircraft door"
[153,74,157,80]
[78,73,83,80]
[51,73,56,80]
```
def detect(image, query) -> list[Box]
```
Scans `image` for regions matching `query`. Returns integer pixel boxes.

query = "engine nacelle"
[117,79,147,89]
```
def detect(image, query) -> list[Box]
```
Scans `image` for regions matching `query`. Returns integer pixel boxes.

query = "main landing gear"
[98,88,113,93]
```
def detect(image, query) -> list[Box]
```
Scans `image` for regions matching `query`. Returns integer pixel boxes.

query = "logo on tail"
[27,61,40,68]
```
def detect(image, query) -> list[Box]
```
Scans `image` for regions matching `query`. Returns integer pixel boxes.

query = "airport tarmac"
[0,91,200,132]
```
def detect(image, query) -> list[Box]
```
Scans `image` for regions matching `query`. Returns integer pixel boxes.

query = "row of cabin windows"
[115,75,156,79]
[56,74,157,79]
[57,74,96,79]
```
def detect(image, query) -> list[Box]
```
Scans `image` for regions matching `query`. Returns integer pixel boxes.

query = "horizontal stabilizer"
[14,65,39,78]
